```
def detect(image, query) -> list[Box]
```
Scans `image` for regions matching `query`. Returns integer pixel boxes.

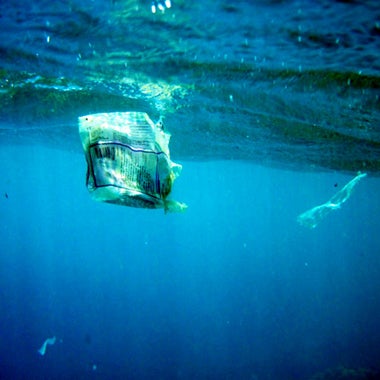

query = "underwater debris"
[38,336,56,356]
[297,172,367,229]
[79,112,186,213]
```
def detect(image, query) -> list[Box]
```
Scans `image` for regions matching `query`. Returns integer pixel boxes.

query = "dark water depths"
[1,1,380,380]
[1,0,380,172]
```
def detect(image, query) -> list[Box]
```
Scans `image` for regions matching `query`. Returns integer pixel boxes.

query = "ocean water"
[1,1,380,380]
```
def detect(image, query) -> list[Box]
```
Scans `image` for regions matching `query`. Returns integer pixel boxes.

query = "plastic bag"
[78,112,186,212]
[297,172,366,228]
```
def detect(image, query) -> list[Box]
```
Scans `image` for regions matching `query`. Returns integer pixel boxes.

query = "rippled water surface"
[1,0,380,171]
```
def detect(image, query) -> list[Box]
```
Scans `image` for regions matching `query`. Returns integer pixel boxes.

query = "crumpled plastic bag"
[79,112,186,213]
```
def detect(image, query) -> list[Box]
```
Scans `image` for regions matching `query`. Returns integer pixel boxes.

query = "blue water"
[1,145,380,379]
[1,0,380,378]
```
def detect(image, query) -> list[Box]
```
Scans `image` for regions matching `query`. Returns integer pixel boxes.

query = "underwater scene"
[1,0,380,379]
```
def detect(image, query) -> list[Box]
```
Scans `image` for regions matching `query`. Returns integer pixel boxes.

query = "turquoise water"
[1,0,379,171]
[1,1,380,379]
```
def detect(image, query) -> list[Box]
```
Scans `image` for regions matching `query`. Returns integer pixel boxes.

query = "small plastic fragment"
[38,336,56,356]
[297,172,367,229]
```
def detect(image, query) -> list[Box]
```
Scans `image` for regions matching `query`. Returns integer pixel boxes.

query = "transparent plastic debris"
[79,112,186,213]
[38,336,56,356]
[297,172,367,229]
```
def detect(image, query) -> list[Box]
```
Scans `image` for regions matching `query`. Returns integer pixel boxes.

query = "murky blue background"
[1,146,379,379]
[1,0,380,378]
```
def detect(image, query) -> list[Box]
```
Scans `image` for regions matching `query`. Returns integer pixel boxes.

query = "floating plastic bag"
[79,112,186,212]
[297,172,367,229]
